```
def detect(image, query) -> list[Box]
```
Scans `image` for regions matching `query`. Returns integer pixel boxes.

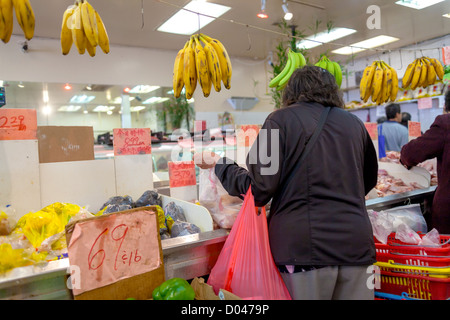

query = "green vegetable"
[152,277,195,300]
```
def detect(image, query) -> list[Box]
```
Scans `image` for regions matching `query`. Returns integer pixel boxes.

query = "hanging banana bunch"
[172,33,232,99]
[359,60,399,105]
[0,0,35,43]
[402,57,444,90]
[315,56,343,88]
[60,0,110,56]
[269,48,306,91]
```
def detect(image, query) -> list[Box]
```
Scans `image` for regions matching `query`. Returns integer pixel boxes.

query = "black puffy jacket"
[215,102,378,266]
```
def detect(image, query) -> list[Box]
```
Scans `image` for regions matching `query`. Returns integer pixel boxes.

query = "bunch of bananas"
[360,61,399,105]
[314,56,343,88]
[173,33,232,99]
[402,57,444,90]
[269,49,306,90]
[60,0,109,56]
[0,0,35,44]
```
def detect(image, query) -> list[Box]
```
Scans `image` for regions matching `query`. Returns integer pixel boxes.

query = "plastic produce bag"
[383,204,427,233]
[170,221,201,238]
[395,223,421,244]
[419,228,441,246]
[135,190,162,208]
[368,210,394,244]
[207,186,291,300]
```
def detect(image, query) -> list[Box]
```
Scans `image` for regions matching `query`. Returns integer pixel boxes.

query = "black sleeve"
[215,119,285,207]
[363,129,379,195]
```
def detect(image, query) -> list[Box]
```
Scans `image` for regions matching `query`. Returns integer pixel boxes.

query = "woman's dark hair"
[281,65,344,108]
[445,91,450,113]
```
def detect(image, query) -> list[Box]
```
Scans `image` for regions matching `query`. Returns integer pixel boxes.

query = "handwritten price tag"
[0,109,37,140]
[442,46,450,66]
[113,128,151,156]
[364,123,378,140]
[168,161,196,188]
[67,209,161,296]
[418,97,432,110]
[408,121,421,138]
[236,124,261,147]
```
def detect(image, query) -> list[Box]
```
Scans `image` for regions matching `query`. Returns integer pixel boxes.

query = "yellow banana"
[426,58,437,86]
[381,62,391,103]
[360,62,376,102]
[60,5,75,55]
[183,37,197,100]
[12,0,34,40]
[173,41,188,99]
[85,36,96,57]
[80,0,98,47]
[402,60,417,88]
[388,65,399,102]
[201,33,232,89]
[200,35,222,92]
[71,4,86,54]
[194,35,211,98]
[0,0,14,43]
[417,59,428,88]
[410,59,422,90]
[95,10,109,54]
[427,57,444,80]
[371,62,384,103]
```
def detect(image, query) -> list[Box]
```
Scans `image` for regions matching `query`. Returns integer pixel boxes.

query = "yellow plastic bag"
[0,243,47,273]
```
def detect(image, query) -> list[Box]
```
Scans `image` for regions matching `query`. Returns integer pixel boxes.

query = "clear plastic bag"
[395,223,421,244]
[419,228,441,246]
[368,210,394,244]
[207,186,291,300]
[383,204,427,233]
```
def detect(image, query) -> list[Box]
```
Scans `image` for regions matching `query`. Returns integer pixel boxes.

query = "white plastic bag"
[383,204,427,233]
[419,228,441,246]
[368,210,394,244]
[395,223,421,244]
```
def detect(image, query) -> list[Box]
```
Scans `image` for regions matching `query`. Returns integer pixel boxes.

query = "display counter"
[0,186,437,300]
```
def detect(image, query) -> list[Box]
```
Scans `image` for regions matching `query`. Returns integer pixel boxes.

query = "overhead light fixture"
[297,27,357,50]
[64,83,72,90]
[58,105,82,112]
[93,105,115,112]
[395,0,445,10]
[42,105,51,115]
[85,85,92,91]
[18,81,24,88]
[123,87,131,93]
[142,97,170,104]
[130,106,146,112]
[282,0,293,21]
[129,85,160,94]
[110,96,135,104]
[332,35,399,55]
[70,94,96,103]
[257,0,268,18]
[157,1,231,35]
[443,13,450,18]
[43,89,49,103]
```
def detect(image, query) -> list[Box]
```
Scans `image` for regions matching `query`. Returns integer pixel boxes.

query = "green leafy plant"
[157,93,194,132]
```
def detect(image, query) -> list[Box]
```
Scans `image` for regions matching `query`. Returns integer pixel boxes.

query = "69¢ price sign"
[67,210,161,296]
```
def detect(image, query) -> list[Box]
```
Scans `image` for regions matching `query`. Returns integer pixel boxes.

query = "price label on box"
[168,161,196,188]
[66,208,162,297]
[0,109,37,140]
[113,128,151,156]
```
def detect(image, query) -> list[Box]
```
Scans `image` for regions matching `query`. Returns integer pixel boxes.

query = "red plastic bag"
[207,186,291,300]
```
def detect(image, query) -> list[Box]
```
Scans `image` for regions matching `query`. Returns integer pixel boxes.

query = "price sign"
[442,46,450,66]
[66,209,161,296]
[236,124,261,147]
[408,121,421,139]
[418,97,432,110]
[0,109,37,140]
[113,128,151,156]
[168,161,196,188]
[364,123,378,140]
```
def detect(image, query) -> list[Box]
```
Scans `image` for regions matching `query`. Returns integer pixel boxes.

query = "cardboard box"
[190,277,241,300]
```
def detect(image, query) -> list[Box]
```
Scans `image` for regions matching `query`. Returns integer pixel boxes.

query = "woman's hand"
[193,151,221,169]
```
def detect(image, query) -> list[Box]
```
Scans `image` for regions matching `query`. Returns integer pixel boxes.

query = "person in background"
[195,66,378,300]
[377,116,387,124]
[400,91,450,234]
[401,112,411,128]
[378,103,409,152]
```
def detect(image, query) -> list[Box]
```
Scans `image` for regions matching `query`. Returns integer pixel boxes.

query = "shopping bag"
[378,124,386,159]
[207,186,291,300]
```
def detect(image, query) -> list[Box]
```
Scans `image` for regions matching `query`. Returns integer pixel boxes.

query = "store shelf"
[346,95,444,113]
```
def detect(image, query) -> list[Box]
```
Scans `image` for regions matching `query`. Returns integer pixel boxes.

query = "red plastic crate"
[376,251,450,267]
[375,233,450,256]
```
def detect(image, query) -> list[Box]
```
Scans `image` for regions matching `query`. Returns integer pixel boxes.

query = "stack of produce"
[360,60,399,105]
[402,57,444,90]
[173,33,232,99]
[315,56,343,88]
[60,0,110,56]
[0,0,35,43]
[269,48,306,91]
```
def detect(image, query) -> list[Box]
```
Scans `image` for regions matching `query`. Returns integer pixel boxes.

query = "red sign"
[364,122,378,140]
[168,161,196,188]
[408,121,421,138]
[113,128,151,156]
[0,109,37,140]
[236,124,261,147]
[442,46,450,66]
[418,97,432,110]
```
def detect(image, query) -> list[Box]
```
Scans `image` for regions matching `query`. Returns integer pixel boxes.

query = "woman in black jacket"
[195,66,378,300]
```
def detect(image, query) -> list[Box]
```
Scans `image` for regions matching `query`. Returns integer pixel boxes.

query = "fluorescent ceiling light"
[70,94,96,103]
[130,106,146,112]
[129,85,160,94]
[110,96,135,104]
[58,105,82,112]
[443,13,450,18]
[93,105,115,112]
[157,1,231,35]
[332,35,399,55]
[142,97,170,104]
[395,0,445,10]
[297,27,357,50]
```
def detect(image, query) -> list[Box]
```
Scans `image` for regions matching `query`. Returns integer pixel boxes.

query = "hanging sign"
[0,109,37,140]
[113,128,152,156]
[408,121,421,141]
[236,124,261,147]
[442,46,450,66]
[417,97,432,110]
[364,122,378,141]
